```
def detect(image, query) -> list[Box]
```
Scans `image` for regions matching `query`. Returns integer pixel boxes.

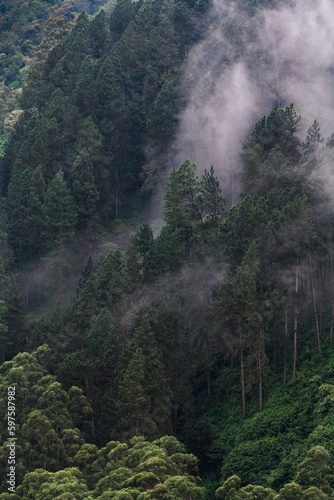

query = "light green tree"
[296,446,334,494]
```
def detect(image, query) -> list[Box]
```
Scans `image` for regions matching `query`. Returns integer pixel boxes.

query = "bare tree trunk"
[202,301,211,396]
[331,303,334,344]
[36,261,42,303]
[318,262,324,336]
[241,349,245,418]
[206,331,211,397]
[115,170,120,217]
[292,256,299,379]
[284,304,288,387]
[309,257,321,354]
[278,311,282,358]
[0,342,5,364]
[84,374,95,436]
[330,234,334,344]
[259,352,262,412]
[273,311,277,374]
[25,279,29,309]
[174,332,179,435]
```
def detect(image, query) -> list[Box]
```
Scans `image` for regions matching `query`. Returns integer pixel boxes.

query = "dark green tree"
[42,169,77,250]
[116,347,152,439]
[70,148,99,227]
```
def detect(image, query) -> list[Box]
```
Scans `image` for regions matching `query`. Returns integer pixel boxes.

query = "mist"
[15,0,334,317]
[171,0,334,204]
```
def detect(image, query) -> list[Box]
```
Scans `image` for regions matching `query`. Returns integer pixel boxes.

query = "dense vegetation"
[0,0,112,155]
[1,0,334,498]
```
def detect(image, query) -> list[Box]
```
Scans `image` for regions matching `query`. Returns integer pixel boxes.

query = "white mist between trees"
[173,0,334,203]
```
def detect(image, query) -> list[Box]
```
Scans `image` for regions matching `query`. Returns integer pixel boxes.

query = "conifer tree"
[42,170,77,305]
[133,315,173,436]
[70,149,99,227]
[304,120,324,151]
[116,347,151,439]
[0,301,8,364]
[76,256,93,295]
[7,166,45,263]
[42,169,77,250]
[164,159,200,233]
[200,166,226,226]
[109,0,136,42]
[0,205,13,272]
[148,78,180,149]
[96,52,128,216]
[241,105,301,196]
[88,10,110,58]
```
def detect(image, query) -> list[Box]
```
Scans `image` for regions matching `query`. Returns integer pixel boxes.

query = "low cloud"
[172,0,334,202]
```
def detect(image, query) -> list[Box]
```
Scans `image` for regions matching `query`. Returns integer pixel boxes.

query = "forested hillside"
[0,0,113,155]
[1,0,334,498]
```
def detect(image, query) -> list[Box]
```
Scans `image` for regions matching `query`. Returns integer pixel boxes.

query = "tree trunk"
[0,341,4,365]
[331,303,334,344]
[202,301,211,396]
[36,261,42,303]
[241,349,245,418]
[273,311,277,374]
[259,352,262,413]
[284,304,288,387]
[292,256,299,379]
[318,262,324,336]
[25,279,29,309]
[330,232,334,344]
[84,374,95,436]
[174,331,179,435]
[278,310,282,358]
[206,330,211,397]
[115,170,120,217]
[309,256,321,354]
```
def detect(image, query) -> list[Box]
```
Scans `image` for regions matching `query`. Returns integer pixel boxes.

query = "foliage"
[2,1,334,498]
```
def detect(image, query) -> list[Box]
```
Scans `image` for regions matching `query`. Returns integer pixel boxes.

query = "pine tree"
[7,166,45,263]
[133,315,173,436]
[215,241,269,416]
[241,105,301,196]
[304,120,324,151]
[88,10,110,58]
[116,347,151,439]
[200,166,226,226]
[96,52,128,216]
[42,169,77,250]
[70,149,99,227]
[0,300,8,364]
[0,205,13,272]
[58,12,90,91]
[109,0,136,42]
[76,257,93,295]
[164,159,200,232]
[42,170,77,305]
[148,78,180,149]
[135,223,154,258]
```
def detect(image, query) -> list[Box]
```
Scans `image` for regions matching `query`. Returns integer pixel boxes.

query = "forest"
[1,0,334,498]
